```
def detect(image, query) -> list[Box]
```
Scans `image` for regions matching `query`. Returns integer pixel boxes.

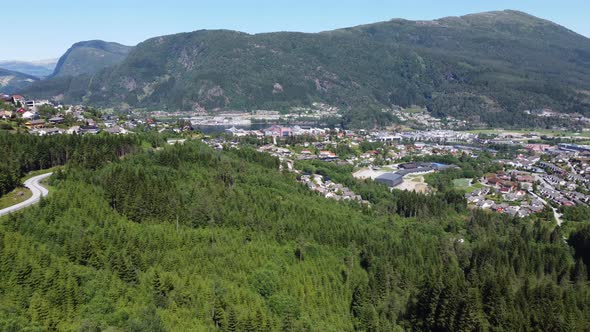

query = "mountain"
[0,68,39,94]
[0,59,57,79]
[22,10,590,127]
[1,41,132,94]
[50,40,133,78]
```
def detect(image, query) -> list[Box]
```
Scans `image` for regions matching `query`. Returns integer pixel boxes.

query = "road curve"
[0,172,53,217]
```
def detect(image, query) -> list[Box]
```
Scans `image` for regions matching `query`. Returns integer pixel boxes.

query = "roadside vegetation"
[0,187,32,210]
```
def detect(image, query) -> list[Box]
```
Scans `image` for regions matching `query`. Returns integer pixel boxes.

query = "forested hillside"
[22,10,590,127]
[0,140,588,330]
[50,40,133,78]
[0,133,143,196]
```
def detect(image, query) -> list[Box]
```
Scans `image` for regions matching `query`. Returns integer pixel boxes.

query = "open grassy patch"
[453,178,471,187]
[400,108,425,114]
[0,187,32,210]
[452,178,479,194]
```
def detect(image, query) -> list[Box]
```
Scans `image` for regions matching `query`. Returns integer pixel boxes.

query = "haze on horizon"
[5,0,590,62]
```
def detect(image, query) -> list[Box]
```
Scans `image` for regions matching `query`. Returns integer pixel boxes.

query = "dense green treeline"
[0,141,589,330]
[398,154,501,193]
[560,205,590,222]
[0,133,145,196]
[295,159,466,217]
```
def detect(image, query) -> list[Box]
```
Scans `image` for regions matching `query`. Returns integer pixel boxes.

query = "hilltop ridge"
[21,10,590,127]
[50,40,133,78]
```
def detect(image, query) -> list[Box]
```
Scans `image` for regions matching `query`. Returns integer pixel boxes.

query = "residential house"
[0,110,12,119]
[21,111,38,120]
[104,126,129,135]
[48,116,65,124]
[11,95,25,105]
[67,126,80,135]
[30,127,64,136]
[515,175,534,183]
[25,119,46,129]
[80,126,99,135]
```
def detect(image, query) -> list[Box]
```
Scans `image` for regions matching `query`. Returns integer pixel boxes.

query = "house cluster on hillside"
[498,154,540,171]
[1,94,52,110]
[389,108,468,129]
[0,94,142,136]
[399,130,477,143]
[464,170,544,218]
[298,174,365,203]
[465,143,590,217]
[536,159,590,206]
[525,108,590,125]
[226,125,329,138]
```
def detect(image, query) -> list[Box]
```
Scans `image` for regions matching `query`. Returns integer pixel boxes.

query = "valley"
[1,6,590,331]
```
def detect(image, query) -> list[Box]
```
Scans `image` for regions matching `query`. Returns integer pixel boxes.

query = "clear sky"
[6,0,590,61]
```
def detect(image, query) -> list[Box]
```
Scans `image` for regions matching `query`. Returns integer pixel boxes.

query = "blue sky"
[6,0,590,61]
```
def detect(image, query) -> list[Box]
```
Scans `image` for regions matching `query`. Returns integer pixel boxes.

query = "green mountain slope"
[50,40,133,78]
[0,68,39,94]
[22,10,590,126]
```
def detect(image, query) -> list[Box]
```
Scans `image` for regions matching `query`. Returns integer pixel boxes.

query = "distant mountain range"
[0,68,39,94]
[1,40,132,96]
[0,59,57,79]
[17,10,590,127]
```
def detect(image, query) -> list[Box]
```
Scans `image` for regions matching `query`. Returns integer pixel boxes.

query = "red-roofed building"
[485,174,499,186]
[265,125,292,137]
[319,150,337,159]
[525,144,551,153]
[12,95,25,104]
[499,187,512,194]
[516,175,534,183]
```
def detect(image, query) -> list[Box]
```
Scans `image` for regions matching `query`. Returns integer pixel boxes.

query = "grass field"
[0,187,32,210]
[453,178,471,188]
[0,169,57,210]
[401,108,425,114]
[452,178,484,194]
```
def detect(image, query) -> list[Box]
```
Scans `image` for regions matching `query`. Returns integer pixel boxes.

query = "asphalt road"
[0,172,53,217]
[532,174,564,226]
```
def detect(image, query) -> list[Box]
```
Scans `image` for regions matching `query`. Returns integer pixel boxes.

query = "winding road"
[0,173,52,217]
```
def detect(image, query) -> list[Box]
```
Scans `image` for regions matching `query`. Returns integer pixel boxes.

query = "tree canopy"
[0,140,588,330]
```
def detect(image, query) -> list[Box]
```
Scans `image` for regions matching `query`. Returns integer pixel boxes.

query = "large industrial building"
[375,173,404,187]
[375,162,459,188]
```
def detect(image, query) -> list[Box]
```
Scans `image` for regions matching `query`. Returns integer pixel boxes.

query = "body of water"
[194,123,336,134]
[193,124,273,134]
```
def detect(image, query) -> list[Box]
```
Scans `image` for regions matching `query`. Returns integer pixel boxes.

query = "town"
[204,124,590,222]
[3,92,590,222]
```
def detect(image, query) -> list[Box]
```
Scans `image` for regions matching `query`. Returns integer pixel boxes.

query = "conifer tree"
[227,308,238,332]
[213,299,227,330]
